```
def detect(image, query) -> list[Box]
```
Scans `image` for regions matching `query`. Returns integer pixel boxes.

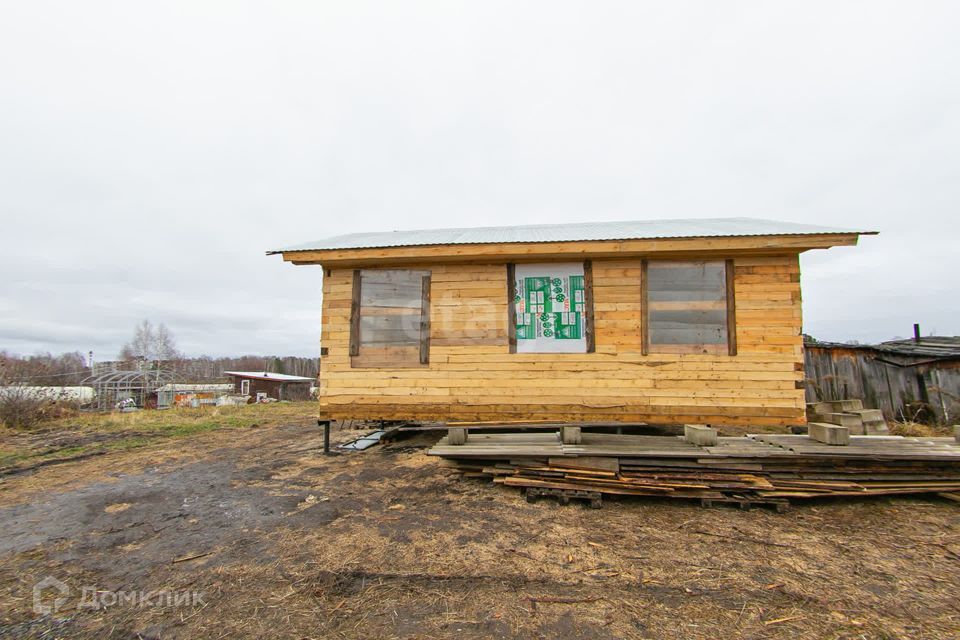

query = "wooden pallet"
[701,495,790,513]
[525,487,603,509]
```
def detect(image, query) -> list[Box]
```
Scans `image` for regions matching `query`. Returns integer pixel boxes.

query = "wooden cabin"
[271,218,874,427]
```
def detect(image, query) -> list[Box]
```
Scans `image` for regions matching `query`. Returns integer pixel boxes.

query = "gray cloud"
[1,1,958,357]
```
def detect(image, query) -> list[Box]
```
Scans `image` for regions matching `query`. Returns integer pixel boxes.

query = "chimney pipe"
[913,323,921,342]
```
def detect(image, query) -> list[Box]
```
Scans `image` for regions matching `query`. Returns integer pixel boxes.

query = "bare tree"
[119,319,181,363]
[155,323,179,361]
[0,350,89,385]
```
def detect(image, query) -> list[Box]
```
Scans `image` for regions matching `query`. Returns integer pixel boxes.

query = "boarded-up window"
[350,269,431,367]
[642,260,736,355]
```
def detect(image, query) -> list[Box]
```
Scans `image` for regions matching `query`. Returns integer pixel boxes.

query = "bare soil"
[0,416,958,639]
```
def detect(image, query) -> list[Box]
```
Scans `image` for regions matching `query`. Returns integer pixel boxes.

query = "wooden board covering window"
[642,260,735,355]
[350,269,431,367]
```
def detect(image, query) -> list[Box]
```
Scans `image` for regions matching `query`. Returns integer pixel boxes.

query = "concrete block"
[560,426,582,444]
[827,399,864,412]
[863,420,890,435]
[448,427,468,445]
[820,412,864,432]
[806,402,834,416]
[683,424,718,446]
[808,422,851,446]
[849,409,884,422]
[954,425,960,443]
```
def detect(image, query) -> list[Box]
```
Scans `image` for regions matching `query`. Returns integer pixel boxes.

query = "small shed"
[804,334,960,424]
[270,218,873,428]
[223,371,314,402]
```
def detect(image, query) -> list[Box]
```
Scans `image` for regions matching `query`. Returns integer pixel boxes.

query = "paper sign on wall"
[514,262,587,353]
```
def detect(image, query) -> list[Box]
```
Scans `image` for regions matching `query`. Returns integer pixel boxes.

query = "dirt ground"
[1,414,958,639]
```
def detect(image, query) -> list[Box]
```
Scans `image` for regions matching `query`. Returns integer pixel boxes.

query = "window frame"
[506,261,595,354]
[349,268,431,368]
[641,258,737,356]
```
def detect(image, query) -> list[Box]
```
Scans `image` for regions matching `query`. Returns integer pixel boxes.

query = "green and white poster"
[514,262,587,353]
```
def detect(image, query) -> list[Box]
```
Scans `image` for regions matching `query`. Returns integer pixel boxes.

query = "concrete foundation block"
[849,409,884,423]
[806,402,834,416]
[827,399,864,412]
[820,412,864,433]
[448,427,468,445]
[683,424,718,446]
[808,422,851,446]
[863,420,890,435]
[560,426,582,444]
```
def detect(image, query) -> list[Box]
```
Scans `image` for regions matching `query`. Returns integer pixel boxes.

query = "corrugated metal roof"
[876,337,960,359]
[806,336,960,360]
[223,371,315,382]
[270,217,874,253]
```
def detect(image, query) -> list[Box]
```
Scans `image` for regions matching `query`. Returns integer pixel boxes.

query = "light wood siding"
[319,254,805,427]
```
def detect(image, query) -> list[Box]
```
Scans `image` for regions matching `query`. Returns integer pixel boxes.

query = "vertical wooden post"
[725,259,737,356]
[420,274,431,365]
[640,259,649,356]
[506,263,517,354]
[349,270,362,357]
[319,419,331,455]
[583,260,595,354]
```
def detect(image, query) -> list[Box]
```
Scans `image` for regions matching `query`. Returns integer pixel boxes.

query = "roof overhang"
[273,232,872,268]
[223,371,314,382]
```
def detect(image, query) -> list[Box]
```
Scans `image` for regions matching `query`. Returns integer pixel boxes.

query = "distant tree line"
[168,355,319,381]
[0,351,318,385]
[0,351,91,386]
[2,318,318,385]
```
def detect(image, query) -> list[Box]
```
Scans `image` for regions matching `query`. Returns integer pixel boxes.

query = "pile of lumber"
[431,429,960,506]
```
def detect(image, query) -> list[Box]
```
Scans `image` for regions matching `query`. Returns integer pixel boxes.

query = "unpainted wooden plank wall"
[319,255,806,426]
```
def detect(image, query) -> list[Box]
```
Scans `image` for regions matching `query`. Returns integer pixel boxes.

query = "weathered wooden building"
[271,218,872,427]
[804,334,960,424]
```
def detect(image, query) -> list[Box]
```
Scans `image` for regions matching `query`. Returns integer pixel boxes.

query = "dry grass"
[889,421,953,438]
[44,401,319,432]
[0,411,958,639]
[0,401,319,475]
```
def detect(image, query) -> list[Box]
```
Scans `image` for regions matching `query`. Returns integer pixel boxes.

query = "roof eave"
[273,231,872,267]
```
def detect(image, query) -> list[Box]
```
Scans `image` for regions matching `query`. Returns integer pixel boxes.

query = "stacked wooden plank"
[429,431,960,505]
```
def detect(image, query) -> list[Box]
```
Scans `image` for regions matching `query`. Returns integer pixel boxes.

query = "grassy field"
[0,402,318,474]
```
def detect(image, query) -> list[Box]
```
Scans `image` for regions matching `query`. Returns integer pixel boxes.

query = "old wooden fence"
[804,344,959,424]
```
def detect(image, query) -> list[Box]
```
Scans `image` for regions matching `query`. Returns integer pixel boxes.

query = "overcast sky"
[1,1,958,358]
